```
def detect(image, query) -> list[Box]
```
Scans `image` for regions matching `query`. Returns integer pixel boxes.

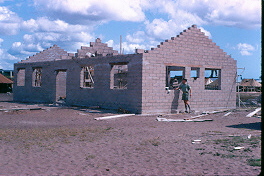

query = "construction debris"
[78,113,89,116]
[202,109,229,115]
[155,110,232,122]
[246,107,261,117]
[188,114,208,119]
[88,110,102,113]
[234,147,245,150]
[223,112,232,117]
[192,139,201,144]
[94,114,135,120]
[0,107,42,111]
[156,117,213,122]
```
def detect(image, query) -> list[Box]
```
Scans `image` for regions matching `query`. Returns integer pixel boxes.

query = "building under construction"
[13,25,237,114]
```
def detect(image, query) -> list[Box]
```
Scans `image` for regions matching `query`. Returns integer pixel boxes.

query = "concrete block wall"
[141,25,237,114]
[66,54,143,113]
[21,45,71,63]
[13,62,57,103]
[14,53,143,113]
[77,38,119,58]
[14,26,237,114]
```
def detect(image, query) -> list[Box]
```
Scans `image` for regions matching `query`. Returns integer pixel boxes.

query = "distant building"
[238,79,261,92]
[0,69,14,80]
[13,25,237,114]
[0,74,13,93]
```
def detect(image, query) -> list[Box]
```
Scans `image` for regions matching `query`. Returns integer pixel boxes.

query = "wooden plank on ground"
[156,117,213,122]
[94,114,135,120]
[224,112,232,117]
[246,108,261,117]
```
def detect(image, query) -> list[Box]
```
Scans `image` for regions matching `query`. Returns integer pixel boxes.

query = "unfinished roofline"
[164,63,222,69]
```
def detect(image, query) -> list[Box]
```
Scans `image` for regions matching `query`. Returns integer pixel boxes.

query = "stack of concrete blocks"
[77,38,119,58]
[139,25,237,114]
[21,45,72,63]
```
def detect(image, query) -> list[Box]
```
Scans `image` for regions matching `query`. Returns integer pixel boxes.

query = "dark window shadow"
[226,122,261,131]
[171,90,180,113]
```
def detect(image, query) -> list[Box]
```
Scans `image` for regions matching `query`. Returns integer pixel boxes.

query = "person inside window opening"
[175,78,192,113]
[210,70,218,78]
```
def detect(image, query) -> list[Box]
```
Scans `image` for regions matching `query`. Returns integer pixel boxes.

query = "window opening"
[166,66,185,89]
[17,68,25,86]
[205,68,221,90]
[80,66,94,88]
[191,67,200,79]
[32,68,42,87]
[110,64,128,89]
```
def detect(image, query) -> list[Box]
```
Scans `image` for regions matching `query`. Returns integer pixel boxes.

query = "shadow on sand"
[226,122,261,131]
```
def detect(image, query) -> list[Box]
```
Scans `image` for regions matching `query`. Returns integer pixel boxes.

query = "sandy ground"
[0,95,261,175]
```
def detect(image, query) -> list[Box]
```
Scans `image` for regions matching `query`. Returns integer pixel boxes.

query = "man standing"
[175,78,192,113]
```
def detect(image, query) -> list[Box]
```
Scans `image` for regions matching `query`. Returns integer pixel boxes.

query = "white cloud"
[0,6,21,35]
[0,39,18,69]
[121,0,260,53]
[199,27,211,38]
[106,39,152,54]
[237,43,255,56]
[9,17,95,55]
[33,0,146,24]
[0,47,20,69]
[106,40,114,47]
[145,18,188,40]
[0,0,261,70]
[126,31,146,43]
[22,17,94,33]
[31,0,261,28]
[121,42,149,54]
[141,0,261,29]
[9,30,94,56]
[176,0,261,28]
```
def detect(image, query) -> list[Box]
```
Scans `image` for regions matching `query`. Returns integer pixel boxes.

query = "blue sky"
[0,0,261,79]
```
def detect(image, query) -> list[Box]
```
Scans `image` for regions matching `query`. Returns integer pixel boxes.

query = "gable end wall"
[141,25,237,114]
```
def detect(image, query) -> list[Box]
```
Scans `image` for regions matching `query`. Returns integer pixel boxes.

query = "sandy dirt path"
[0,102,261,175]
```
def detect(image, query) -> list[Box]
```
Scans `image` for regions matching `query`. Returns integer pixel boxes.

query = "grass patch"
[247,158,261,167]
[220,154,237,158]
[195,148,205,151]
[105,127,114,131]
[203,131,224,136]
[212,136,260,147]
[140,137,161,146]
[213,152,221,156]
[85,154,96,160]
[199,152,212,155]
[213,139,229,144]
[212,152,248,159]
[243,148,252,152]
[0,126,113,149]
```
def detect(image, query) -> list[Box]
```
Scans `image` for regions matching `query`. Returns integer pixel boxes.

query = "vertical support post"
[120,35,122,55]
[237,74,241,108]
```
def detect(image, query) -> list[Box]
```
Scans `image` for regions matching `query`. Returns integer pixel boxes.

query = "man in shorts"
[175,78,192,113]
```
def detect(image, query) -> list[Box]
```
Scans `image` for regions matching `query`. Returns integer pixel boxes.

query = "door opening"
[56,70,67,102]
